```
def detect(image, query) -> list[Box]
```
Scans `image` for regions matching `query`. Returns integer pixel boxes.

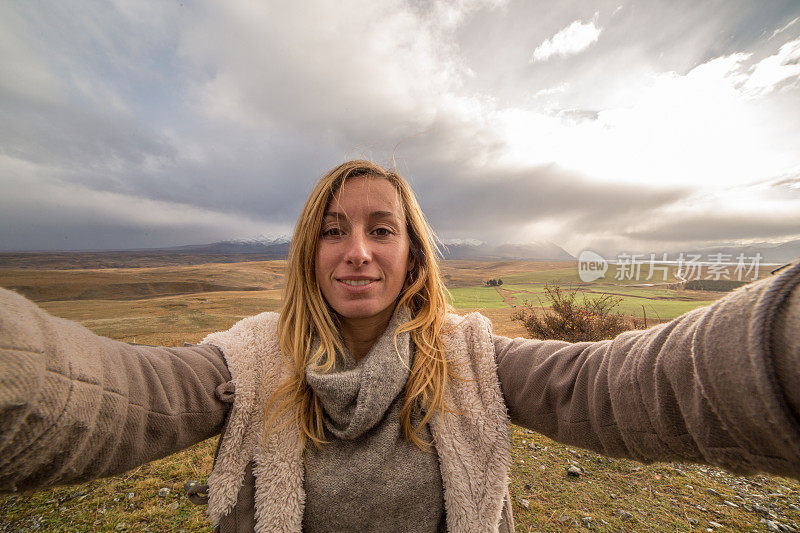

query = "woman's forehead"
[327,177,403,218]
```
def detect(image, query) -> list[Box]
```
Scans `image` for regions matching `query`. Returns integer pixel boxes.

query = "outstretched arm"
[494,259,800,479]
[0,287,232,493]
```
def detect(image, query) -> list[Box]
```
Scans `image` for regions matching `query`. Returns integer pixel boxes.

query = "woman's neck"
[339,308,394,362]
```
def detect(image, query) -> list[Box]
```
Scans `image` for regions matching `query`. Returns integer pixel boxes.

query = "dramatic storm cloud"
[1,0,799,255]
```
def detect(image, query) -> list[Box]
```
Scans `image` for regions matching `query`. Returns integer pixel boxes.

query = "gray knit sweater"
[303,313,446,532]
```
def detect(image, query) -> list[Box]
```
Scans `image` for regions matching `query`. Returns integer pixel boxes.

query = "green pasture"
[502,264,681,286]
[451,273,719,320]
[446,286,506,309]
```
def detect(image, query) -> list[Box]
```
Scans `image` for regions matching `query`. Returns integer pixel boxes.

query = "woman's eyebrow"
[323,211,398,221]
[368,211,399,221]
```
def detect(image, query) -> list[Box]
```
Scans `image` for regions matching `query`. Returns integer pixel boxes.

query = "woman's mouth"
[336,278,379,290]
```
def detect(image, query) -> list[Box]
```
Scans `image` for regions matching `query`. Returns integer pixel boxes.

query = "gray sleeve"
[493,259,800,479]
[0,287,232,493]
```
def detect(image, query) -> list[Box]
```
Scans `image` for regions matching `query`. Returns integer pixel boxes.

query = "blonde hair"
[266,160,452,450]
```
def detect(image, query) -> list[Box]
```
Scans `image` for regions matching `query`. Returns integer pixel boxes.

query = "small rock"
[685,484,694,491]
[115,523,128,531]
[610,493,617,499]
[755,504,778,518]
[557,514,571,524]
[581,516,592,527]
[158,487,171,498]
[521,439,526,444]
[539,465,546,471]
[516,497,530,509]
[567,466,582,477]
[170,501,180,510]
[709,522,723,528]
[126,492,135,500]
[618,510,632,521]
[689,518,699,525]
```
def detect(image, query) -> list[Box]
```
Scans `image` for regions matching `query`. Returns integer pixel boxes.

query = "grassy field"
[447,286,508,309]
[0,259,797,532]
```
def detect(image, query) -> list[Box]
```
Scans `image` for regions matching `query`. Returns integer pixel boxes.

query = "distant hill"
[162,236,290,258]
[160,237,574,261]
[683,239,800,265]
[0,237,574,269]
[439,240,575,261]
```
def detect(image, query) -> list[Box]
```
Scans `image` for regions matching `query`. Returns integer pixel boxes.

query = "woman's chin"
[333,303,395,323]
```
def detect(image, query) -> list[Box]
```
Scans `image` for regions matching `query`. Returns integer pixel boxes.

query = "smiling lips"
[337,277,379,288]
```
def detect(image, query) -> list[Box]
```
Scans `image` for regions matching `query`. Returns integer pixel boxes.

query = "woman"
[1,160,799,533]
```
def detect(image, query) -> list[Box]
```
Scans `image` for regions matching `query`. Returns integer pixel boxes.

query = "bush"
[512,284,643,342]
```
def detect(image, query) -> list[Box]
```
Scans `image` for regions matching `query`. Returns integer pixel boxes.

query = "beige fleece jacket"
[0,258,799,528]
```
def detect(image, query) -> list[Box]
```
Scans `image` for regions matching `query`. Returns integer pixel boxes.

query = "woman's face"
[315,176,413,325]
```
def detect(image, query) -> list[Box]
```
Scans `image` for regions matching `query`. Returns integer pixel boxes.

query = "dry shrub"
[512,284,643,342]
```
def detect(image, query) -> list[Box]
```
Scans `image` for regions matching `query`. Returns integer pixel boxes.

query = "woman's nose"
[344,231,371,266]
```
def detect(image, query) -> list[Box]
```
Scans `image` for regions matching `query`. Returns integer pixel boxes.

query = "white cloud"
[534,82,570,97]
[0,154,283,249]
[531,14,602,62]
[741,38,800,97]
[771,16,799,39]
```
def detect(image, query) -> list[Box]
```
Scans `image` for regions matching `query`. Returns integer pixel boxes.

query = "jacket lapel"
[203,312,305,532]
[430,313,512,532]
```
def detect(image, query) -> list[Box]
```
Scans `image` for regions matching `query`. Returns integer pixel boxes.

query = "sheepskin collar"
[305,311,412,440]
[202,311,511,533]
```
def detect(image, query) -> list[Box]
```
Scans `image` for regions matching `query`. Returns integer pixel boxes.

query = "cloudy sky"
[1,0,799,256]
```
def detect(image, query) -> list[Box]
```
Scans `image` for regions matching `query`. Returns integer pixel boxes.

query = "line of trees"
[485,279,503,286]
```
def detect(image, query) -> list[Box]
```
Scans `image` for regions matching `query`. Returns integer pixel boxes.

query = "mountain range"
[155,236,576,261]
[156,235,800,263]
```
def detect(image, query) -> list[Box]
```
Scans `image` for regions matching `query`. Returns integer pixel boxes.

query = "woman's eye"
[322,227,342,237]
[373,227,392,237]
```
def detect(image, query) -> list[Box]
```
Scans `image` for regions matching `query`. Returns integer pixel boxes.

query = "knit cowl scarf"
[301,310,447,532]
[305,310,412,440]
